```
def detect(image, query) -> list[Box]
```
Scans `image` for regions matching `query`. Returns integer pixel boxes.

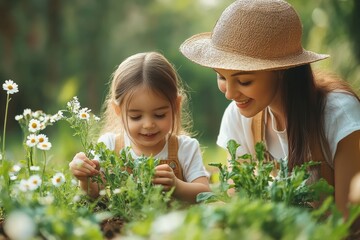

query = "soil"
[100,217,125,239]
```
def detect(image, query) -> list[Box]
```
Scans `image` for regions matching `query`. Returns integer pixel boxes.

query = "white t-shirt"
[97,133,209,182]
[217,92,360,167]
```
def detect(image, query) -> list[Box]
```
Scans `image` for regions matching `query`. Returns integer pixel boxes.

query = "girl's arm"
[334,130,360,217]
[69,152,103,198]
[153,164,210,203]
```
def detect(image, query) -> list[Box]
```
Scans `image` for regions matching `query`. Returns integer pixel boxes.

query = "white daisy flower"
[2,79,19,94]
[36,134,48,144]
[18,179,30,192]
[28,119,41,133]
[4,211,36,240]
[71,179,78,186]
[39,195,54,205]
[26,134,38,147]
[37,141,52,151]
[15,115,23,121]
[30,166,40,171]
[10,175,17,181]
[28,175,42,190]
[51,172,66,187]
[94,115,100,121]
[12,164,21,172]
[78,108,91,120]
[32,110,42,118]
[113,188,121,194]
[23,109,32,118]
[73,195,81,202]
[67,96,81,113]
[50,112,63,123]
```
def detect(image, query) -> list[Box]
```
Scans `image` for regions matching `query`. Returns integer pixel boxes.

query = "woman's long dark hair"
[282,64,360,169]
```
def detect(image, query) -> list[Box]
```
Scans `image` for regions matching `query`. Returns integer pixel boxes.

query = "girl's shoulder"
[97,132,117,150]
[175,135,200,148]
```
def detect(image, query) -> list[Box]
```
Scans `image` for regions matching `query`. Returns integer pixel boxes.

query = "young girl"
[179,0,360,218]
[69,52,210,203]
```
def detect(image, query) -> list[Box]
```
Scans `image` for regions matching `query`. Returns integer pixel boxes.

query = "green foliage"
[91,142,177,222]
[200,140,333,208]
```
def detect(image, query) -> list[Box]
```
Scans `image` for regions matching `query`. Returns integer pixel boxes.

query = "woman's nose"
[224,82,240,100]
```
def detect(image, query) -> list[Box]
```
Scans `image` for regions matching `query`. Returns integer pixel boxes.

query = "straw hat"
[180,0,329,71]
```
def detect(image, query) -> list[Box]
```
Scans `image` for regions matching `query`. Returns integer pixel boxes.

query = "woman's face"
[215,68,282,118]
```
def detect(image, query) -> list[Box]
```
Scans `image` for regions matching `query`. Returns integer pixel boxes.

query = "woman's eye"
[217,75,226,81]
[238,81,252,86]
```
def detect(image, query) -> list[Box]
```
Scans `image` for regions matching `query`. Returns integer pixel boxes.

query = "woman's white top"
[217,92,360,167]
[97,133,209,182]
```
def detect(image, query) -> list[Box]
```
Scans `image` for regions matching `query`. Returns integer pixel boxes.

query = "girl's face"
[122,87,173,156]
[215,68,282,118]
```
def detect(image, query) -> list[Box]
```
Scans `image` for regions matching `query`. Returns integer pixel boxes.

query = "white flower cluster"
[66,96,100,122]
[15,108,64,133]
[26,133,52,150]
[17,172,66,192]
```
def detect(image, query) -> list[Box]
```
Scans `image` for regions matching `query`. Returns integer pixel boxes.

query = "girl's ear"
[112,101,121,116]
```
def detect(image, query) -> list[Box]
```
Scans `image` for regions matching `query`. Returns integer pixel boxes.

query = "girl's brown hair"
[282,64,360,169]
[100,52,191,138]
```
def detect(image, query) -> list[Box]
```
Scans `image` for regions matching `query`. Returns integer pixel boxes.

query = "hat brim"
[180,33,329,71]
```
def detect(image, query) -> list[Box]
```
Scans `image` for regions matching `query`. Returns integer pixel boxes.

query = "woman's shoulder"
[325,91,360,112]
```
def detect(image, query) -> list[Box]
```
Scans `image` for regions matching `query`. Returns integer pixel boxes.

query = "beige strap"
[114,134,123,155]
[251,110,334,187]
[252,111,264,146]
[159,135,184,181]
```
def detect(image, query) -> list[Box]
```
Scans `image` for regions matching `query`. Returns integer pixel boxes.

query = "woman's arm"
[334,130,360,216]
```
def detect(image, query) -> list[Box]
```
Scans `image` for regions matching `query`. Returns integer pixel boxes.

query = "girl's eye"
[154,114,166,119]
[129,116,141,121]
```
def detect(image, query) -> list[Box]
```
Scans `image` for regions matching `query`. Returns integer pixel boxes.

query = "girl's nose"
[143,118,155,129]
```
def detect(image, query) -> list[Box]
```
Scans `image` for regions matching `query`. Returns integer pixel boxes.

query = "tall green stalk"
[1,94,10,163]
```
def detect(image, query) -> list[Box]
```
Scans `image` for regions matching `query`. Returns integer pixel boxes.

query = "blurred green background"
[1,0,360,172]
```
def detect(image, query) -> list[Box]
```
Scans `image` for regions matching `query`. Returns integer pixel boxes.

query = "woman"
[179,0,360,218]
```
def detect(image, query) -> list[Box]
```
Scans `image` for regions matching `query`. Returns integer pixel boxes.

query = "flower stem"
[1,94,10,163]
[41,151,47,196]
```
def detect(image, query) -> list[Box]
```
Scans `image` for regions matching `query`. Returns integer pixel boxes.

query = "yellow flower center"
[8,85,13,90]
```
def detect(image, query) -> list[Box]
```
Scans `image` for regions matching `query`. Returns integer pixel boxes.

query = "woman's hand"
[69,152,100,182]
[152,164,178,191]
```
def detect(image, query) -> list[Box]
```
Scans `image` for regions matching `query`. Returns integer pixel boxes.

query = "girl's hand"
[152,164,178,191]
[69,152,100,181]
